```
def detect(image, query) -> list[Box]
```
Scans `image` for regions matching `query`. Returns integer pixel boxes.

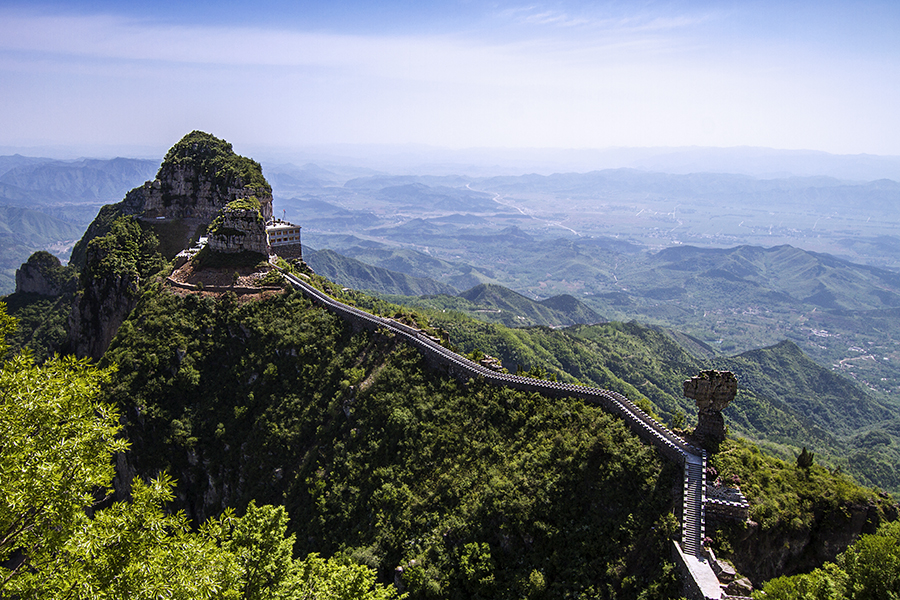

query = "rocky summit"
[122,130,273,223]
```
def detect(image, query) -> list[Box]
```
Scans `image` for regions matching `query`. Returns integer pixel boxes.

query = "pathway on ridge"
[280,270,708,559]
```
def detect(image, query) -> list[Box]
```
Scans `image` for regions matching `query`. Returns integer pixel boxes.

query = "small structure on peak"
[266,219,302,259]
[683,370,737,446]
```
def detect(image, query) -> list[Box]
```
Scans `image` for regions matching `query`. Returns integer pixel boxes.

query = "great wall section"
[280,270,748,600]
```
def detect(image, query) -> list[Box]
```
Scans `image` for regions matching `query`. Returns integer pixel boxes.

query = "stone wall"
[271,243,303,260]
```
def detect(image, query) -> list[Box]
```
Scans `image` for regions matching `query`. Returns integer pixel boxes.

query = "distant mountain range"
[304,247,458,297]
[304,247,602,328]
[0,156,158,208]
[0,155,160,294]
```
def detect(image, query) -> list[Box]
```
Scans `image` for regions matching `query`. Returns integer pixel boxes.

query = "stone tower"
[683,370,737,446]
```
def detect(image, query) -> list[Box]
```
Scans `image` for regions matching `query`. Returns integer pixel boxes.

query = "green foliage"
[255,269,286,287]
[2,291,72,360]
[69,203,126,269]
[0,302,18,357]
[19,474,239,600]
[0,302,402,600]
[81,215,167,293]
[294,553,405,600]
[756,521,900,600]
[226,196,263,213]
[101,286,683,599]
[709,438,890,534]
[160,130,271,198]
[212,501,296,600]
[720,340,890,437]
[0,206,85,294]
[0,305,126,592]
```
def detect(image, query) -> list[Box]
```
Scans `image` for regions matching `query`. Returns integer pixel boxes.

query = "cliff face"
[122,163,273,223]
[63,132,272,359]
[66,215,164,360]
[15,251,77,296]
[207,198,268,255]
[67,269,139,360]
[70,131,273,266]
[123,131,272,224]
[719,500,897,585]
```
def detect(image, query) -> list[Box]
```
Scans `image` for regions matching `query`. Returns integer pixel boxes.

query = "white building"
[266,220,302,258]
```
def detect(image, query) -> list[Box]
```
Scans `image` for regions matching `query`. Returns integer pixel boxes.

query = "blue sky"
[1,0,899,156]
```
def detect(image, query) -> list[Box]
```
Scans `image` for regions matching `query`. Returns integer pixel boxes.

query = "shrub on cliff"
[159,130,271,197]
[81,216,167,296]
[757,520,900,600]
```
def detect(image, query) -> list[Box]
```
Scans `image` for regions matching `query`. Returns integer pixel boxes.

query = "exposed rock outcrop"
[67,269,139,360]
[121,135,273,223]
[62,131,272,359]
[70,131,273,265]
[66,221,148,360]
[15,251,76,296]
[207,198,268,256]
[717,500,898,586]
[684,370,737,445]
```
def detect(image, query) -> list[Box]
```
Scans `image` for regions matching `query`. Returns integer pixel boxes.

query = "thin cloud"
[495,3,715,33]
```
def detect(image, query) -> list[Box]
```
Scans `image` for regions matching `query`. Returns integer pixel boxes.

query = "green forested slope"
[380,283,603,328]
[304,247,459,296]
[101,285,682,599]
[380,306,897,495]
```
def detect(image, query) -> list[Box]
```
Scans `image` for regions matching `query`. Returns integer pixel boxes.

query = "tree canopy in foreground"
[0,302,402,600]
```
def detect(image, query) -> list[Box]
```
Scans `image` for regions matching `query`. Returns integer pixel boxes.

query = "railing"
[281,270,709,557]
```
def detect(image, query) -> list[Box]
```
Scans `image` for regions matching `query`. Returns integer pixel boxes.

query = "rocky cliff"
[66,215,165,360]
[62,132,272,359]
[121,131,273,224]
[14,251,77,296]
[67,269,140,360]
[70,131,273,266]
[718,499,897,585]
[206,198,268,256]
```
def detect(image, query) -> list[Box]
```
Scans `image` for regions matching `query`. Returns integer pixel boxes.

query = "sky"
[1,0,899,158]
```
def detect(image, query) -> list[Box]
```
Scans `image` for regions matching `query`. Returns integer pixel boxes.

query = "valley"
[3,135,900,599]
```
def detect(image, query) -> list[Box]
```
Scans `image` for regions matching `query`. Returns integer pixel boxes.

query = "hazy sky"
[2,0,899,156]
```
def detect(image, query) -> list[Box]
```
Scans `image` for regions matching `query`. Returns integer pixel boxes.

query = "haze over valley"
[4,0,900,597]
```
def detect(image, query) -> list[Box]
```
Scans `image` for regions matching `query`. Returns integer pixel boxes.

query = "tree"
[0,302,403,599]
[797,446,815,470]
[0,304,126,592]
[15,474,241,600]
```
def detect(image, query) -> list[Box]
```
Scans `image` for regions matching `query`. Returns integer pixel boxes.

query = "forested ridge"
[3,131,899,598]
[99,281,684,599]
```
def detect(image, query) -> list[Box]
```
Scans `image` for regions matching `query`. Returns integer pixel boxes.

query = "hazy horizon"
[2,1,899,157]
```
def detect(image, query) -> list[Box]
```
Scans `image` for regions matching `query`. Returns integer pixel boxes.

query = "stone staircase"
[682,454,706,556]
[281,270,745,599]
